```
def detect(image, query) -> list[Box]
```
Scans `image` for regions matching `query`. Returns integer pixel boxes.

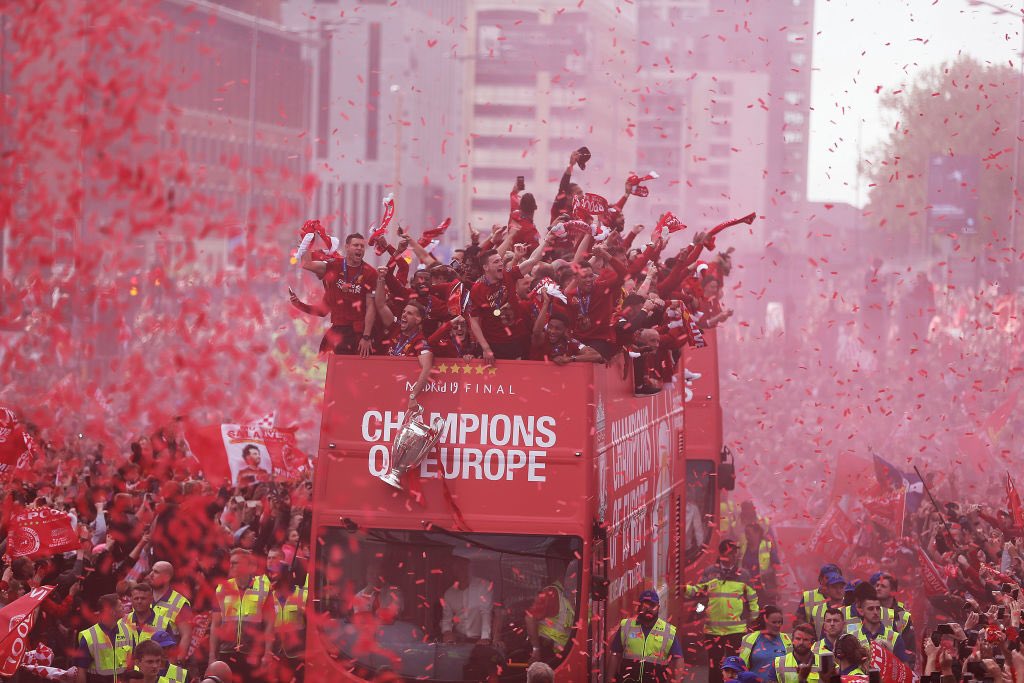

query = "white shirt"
[440,577,493,640]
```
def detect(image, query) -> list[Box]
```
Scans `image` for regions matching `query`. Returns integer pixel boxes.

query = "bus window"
[315,528,582,682]
[685,460,716,562]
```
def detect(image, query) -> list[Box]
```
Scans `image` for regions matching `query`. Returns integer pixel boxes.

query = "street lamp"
[390,84,404,200]
[968,0,1023,282]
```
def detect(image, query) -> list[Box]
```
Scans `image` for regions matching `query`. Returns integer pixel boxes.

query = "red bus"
[307,329,730,682]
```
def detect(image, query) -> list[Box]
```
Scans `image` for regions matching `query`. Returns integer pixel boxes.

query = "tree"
[863,55,1021,280]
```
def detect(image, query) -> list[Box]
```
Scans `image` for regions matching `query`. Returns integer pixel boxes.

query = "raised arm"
[407,232,440,268]
[532,294,551,347]
[636,264,658,298]
[518,231,552,276]
[300,249,327,279]
[572,232,594,265]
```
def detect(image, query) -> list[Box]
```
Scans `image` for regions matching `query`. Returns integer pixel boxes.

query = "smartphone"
[820,653,834,672]
[937,624,956,635]
[1002,583,1013,593]
[868,669,881,683]
[998,607,1007,619]
[1014,589,1020,600]
[995,655,1006,668]
[515,175,525,192]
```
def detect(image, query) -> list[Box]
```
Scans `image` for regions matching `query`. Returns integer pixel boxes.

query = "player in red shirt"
[529,292,603,364]
[428,317,482,360]
[468,233,551,364]
[566,243,626,360]
[301,233,378,356]
[373,268,434,410]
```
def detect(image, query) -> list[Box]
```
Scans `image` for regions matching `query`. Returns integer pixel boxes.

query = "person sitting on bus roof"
[525,553,576,664]
[530,291,603,365]
[441,556,497,645]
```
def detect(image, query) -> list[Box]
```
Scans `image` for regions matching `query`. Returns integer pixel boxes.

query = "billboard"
[927,155,980,234]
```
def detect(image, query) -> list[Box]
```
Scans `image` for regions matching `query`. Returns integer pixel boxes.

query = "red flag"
[916,544,949,598]
[809,503,856,555]
[571,192,609,221]
[6,509,78,560]
[263,426,309,477]
[1007,473,1024,529]
[986,390,1019,442]
[869,641,915,683]
[418,217,451,248]
[653,211,687,240]
[181,423,232,485]
[861,486,907,537]
[0,424,32,481]
[0,585,55,675]
[370,193,396,255]
[626,170,659,197]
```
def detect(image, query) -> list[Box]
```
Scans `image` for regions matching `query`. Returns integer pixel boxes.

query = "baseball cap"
[721,656,746,672]
[719,539,739,554]
[638,590,660,605]
[824,572,846,586]
[819,563,841,578]
[150,630,177,648]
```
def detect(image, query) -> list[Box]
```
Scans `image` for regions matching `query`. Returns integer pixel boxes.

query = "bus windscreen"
[315,528,583,682]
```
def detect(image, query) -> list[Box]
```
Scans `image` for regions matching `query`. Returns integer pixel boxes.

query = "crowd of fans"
[2,146,1023,683]
[0,425,312,682]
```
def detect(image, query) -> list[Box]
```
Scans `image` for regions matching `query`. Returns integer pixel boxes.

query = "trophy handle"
[423,417,445,453]
[403,405,424,426]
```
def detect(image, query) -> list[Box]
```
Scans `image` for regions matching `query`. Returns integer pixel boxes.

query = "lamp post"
[968,0,1023,284]
[390,84,404,201]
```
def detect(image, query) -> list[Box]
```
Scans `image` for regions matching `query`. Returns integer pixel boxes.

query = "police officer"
[683,540,759,683]
[74,593,132,683]
[794,564,841,631]
[149,561,193,662]
[773,624,821,683]
[525,553,576,664]
[844,584,911,665]
[813,608,845,655]
[132,637,187,683]
[133,640,169,683]
[149,631,188,683]
[606,590,683,683]
[737,523,778,605]
[269,546,306,683]
[871,572,914,654]
[120,582,173,648]
[209,548,275,682]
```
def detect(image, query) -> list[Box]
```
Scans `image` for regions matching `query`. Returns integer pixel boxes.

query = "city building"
[462,0,638,231]
[281,0,468,254]
[636,0,814,242]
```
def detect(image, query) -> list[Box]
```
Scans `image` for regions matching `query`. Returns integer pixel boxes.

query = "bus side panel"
[679,328,725,640]
[594,358,685,639]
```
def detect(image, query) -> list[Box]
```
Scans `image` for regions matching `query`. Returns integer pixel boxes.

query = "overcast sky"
[808,0,1023,206]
